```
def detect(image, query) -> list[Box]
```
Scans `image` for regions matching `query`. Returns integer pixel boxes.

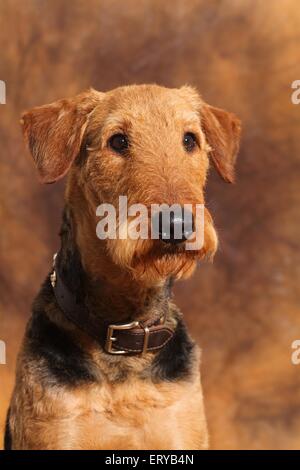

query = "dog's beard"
[106,215,218,283]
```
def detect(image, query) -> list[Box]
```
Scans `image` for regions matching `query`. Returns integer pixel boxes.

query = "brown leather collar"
[50,254,174,355]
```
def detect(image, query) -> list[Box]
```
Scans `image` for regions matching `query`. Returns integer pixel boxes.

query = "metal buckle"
[50,270,56,288]
[105,321,139,355]
[50,252,58,288]
[139,324,150,355]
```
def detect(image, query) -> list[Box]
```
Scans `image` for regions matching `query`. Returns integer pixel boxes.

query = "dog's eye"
[183,132,197,152]
[109,133,129,154]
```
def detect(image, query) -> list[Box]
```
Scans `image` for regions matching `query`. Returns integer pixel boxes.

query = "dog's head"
[21,85,241,283]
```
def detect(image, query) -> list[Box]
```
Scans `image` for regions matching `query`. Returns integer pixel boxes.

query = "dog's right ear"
[21,89,102,183]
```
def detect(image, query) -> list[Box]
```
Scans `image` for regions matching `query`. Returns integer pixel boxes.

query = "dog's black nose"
[152,208,194,245]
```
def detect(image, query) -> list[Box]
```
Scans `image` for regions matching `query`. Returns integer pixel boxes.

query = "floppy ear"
[201,104,241,183]
[21,89,102,183]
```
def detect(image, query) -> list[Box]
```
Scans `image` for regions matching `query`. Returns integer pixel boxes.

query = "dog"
[5,84,241,450]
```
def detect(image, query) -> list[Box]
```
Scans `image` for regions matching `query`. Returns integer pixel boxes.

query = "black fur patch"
[57,208,86,302]
[150,317,195,381]
[4,409,12,450]
[27,285,99,387]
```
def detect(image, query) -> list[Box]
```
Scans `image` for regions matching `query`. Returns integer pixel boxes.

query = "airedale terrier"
[5,84,240,450]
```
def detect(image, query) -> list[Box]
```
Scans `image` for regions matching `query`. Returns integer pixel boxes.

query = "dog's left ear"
[201,104,241,183]
[21,89,102,184]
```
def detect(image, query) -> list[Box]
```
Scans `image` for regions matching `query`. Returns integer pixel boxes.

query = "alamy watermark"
[95,197,204,250]
[0,340,6,364]
[291,80,300,104]
[0,80,6,104]
[291,339,300,365]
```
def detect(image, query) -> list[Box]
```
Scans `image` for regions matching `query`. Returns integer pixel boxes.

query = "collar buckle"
[50,253,58,288]
[105,321,139,355]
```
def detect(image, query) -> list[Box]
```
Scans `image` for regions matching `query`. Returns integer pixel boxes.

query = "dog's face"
[21,85,241,283]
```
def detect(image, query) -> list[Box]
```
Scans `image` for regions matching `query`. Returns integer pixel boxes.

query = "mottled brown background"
[1,0,300,450]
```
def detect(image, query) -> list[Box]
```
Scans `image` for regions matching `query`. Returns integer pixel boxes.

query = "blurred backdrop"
[1,0,300,450]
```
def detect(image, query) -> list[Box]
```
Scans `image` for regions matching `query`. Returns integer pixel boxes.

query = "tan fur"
[10,341,207,450]
[9,84,240,450]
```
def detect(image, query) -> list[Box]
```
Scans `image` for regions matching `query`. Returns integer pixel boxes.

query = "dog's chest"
[51,377,207,450]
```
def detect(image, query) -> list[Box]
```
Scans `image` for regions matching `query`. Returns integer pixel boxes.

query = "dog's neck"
[56,205,173,325]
